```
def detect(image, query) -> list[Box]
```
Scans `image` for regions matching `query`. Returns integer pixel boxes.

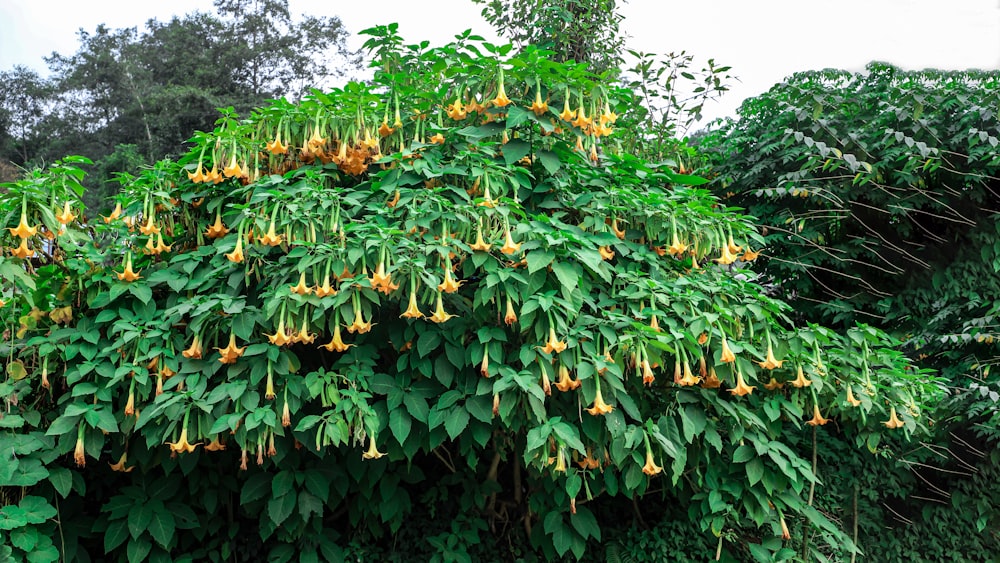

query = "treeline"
[0,0,358,208]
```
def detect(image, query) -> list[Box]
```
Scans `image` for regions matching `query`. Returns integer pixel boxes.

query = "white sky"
[1,0,998,123]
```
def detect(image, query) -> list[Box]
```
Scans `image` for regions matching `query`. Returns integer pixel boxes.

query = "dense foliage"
[699,63,1000,558]
[0,27,944,562]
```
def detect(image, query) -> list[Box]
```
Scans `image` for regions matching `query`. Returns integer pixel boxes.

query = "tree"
[0,30,938,562]
[0,66,55,165]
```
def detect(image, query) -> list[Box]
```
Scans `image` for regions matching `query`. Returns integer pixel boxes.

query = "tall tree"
[0,66,55,165]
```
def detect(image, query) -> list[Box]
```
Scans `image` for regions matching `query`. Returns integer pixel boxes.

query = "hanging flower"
[369,262,399,294]
[599,246,615,260]
[845,385,862,407]
[715,244,739,265]
[55,201,76,225]
[362,436,385,460]
[224,234,245,263]
[586,381,615,416]
[554,365,581,392]
[642,447,663,476]
[154,232,171,254]
[258,220,283,247]
[500,225,521,255]
[728,368,755,397]
[167,424,201,454]
[805,403,829,426]
[205,212,229,239]
[314,273,337,297]
[346,305,374,334]
[883,406,905,429]
[400,290,424,319]
[319,322,354,352]
[266,132,288,155]
[445,98,467,120]
[742,249,760,261]
[103,202,124,224]
[679,360,701,386]
[10,239,34,259]
[74,425,86,467]
[294,317,316,345]
[187,164,206,183]
[290,272,312,295]
[216,333,246,364]
[9,211,38,239]
[182,334,203,359]
[437,266,464,294]
[559,94,576,122]
[701,366,722,389]
[427,292,456,324]
[539,326,567,355]
[266,317,293,346]
[790,365,811,388]
[504,296,518,326]
[764,377,784,391]
[469,228,492,252]
[108,452,134,473]
[529,90,548,116]
[720,335,736,363]
[758,339,784,370]
[204,436,226,452]
[116,253,141,282]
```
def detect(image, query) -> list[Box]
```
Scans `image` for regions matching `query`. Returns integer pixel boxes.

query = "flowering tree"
[0,28,940,561]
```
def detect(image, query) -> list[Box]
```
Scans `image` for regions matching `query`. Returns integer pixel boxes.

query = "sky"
[1,0,998,123]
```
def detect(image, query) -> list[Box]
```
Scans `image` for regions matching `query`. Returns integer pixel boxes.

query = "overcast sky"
[1,0,998,123]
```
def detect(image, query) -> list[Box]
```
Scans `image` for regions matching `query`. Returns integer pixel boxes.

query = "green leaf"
[505,105,532,129]
[733,445,755,464]
[268,492,297,527]
[0,506,27,530]
[129,503,153,539]
[127,537,152,563]
[389,408,412,445]
[550,261,579,292]
[104,519,130,552]
[241,472,273,504]
[47,467,72,498]
[128,283,153,304]
[444,408,470,440]
[147,509,176,548]
[404,394,429,422]
[417,330,441,357]
[537,150,561,174]
[271,470,295,497]
[502,139,531,166]
[746,457,765,487]
[526,250,555,274]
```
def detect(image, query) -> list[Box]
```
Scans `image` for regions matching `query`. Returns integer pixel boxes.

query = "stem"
[850,484,859,563]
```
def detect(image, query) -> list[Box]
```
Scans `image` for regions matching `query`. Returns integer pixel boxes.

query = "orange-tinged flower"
[266,318,293,346]
[641,359,656,385]
[728,369,756,397]
[492,82,511,108]
[529,91,548,116]
[315,274,337,297]
[559,96,576,122]
[667,232,687,256]
[742,249,760,261]
[9,212,38,239]
[727,235,742,255]
[167,425,201,454]
[346,306,374,334]
[845,385,862,407]
[470,228,492,252]
[400,290,424,319]
[265,370,276,400]
[386,189,400,208]
[225,234,245,263]
[554,365,581,392]
[116,253,141,282]
[437,267,464,294]
[378,119,394,137]
[445,98,467,120]
[216,333,246,364]
[154,232,171,254]
[504,296,518,326]
[205,164,223,184]
[679,361,701,386]
[266,133,288,155]
[642,448,663,476]
[294,317,316,345]
[109,452,134,472]
[715,244,739,265]
[222,153,243,178]
[103,202,123,224]
[369,262,399,294]
[572,104,591,130]
[182,334,203,359]
[702,367,722,389]
[204,435,226,452]
[586,386,615,416]
[258,221,283,247]
[55,201,76,225]
[539,326,568,355]
[428,292,456,324]
[290,271,312,295]
[10,239,34,259]
[205,213,229,239]
[187,164,206,183]
[780,514,791,540]
[500,226,521,255]
[610,218,626,239]
[720,336,736,363]
[479,346,490,377]
[139,214,160,236]
[806,403,829,426]
[599,246,615,260]
[790,365,811,388]
[883,406,905,429]
[281,401,291,428]
[362,436,385,460]
[319,322,354,352]
[758,341,784,370]
[429,132,445,144]
[764,377,784,391]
